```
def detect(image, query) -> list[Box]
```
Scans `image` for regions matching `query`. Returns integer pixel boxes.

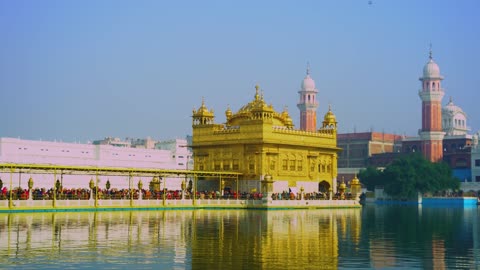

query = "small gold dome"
[351,175,360,185]
[324,105,336,122]
[225,105,232,117]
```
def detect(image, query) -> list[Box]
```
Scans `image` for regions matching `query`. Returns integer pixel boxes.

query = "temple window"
[289,160,296,171]
[282,160,288,170]
[270,160,276,171]
[297,160,303,171]
[223,160,230,170]
[233,160,239,170]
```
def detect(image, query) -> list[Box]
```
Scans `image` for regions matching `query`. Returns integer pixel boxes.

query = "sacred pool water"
[0,205,478,269]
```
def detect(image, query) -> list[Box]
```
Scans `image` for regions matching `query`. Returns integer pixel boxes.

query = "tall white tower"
[297,65,319,132]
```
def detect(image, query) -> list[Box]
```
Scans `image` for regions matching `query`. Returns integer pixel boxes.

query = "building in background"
[0,137,191,190]
[337,132,403,181]
[338,50,478,189]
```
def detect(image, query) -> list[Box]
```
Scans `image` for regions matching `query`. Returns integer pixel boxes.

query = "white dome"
[443,97,464,114]
[423,58,441,78]
[301,74,316,90]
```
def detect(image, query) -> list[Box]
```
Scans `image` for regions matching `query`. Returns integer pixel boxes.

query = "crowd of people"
[270,191,357,200]
[0,187,268,201]
[0,186,360,201]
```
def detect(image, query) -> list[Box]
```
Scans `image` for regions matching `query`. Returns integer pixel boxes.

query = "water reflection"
[0,207,478,269]
[360,205,480,269]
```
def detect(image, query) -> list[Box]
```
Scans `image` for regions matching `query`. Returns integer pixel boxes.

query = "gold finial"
[255,84,260,100]
[201,96,205,106]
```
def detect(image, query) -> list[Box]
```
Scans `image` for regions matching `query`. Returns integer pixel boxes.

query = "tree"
[358,166,383,191]
[358,154,459,199]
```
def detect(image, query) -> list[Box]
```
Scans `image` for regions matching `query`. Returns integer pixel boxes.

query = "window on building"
[233,160,239,170]
[297,160,302,171]
[270,160,276,171]
[199,164,204,171]
[223,160,230,170]
[310,163,315,172]
[476,176,480,182]
[289,160,296,171]
[249,162,255,172]
[282,160,288,170]
[475,159,480,167]
[214,161,220,170]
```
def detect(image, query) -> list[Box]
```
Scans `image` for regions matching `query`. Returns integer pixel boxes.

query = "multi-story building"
[191,69,340,194]
[338,50,478,189]
[0,137,191,190]
[337,132,403,181]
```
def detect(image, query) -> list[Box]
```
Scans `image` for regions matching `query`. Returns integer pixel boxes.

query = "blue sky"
[0,0,479,142]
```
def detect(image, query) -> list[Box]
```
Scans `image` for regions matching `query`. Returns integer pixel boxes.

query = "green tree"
[358,166,382,191]
[358,154,459,199]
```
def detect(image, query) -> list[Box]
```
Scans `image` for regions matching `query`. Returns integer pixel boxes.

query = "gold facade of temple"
[191,85,341,193]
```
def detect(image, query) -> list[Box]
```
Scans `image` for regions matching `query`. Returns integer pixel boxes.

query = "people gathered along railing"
[0,187,358,201]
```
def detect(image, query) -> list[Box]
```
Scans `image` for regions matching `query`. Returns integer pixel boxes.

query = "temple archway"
[318,181,330,193]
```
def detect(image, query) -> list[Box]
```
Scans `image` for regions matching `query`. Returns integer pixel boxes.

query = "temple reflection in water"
[0,209,362,268]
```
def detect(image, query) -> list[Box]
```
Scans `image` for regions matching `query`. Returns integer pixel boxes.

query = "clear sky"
[1,0,479,142]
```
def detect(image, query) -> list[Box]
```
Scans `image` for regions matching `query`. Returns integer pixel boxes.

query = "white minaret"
[297,64,319,132]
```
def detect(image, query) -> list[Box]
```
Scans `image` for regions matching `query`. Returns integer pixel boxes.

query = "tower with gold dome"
[191,77,340,194]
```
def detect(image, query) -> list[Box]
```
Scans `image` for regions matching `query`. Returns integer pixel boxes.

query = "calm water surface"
[0,205,478,269]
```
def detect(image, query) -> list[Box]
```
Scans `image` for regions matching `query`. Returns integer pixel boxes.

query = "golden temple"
[191,85,341,194]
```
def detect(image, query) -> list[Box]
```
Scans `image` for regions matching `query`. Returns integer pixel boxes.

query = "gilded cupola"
[192,97,215,126]
[225,105,233,123]
[322,105,337,129]
[281,106,294,129]
[225,85,293,128]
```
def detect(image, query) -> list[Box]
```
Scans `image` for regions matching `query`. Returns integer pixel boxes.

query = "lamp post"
[138,179,143,200]
[28,177,33,201]
[89,178,95,202]
[9,168,14,209]
[162,177,166,206]
[95,172,99,208]
[129,173,133,207]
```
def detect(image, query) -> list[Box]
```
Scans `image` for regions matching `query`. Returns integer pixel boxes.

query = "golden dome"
[193,97,214,118]
[339,181,346,190]
[226,85,293,127]
[324,105,336,122]
[351,174,360,185]
[225,105,232,117]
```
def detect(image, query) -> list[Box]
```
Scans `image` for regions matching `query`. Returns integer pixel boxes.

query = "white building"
[0,137,192,191]
[442,97,470,136]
